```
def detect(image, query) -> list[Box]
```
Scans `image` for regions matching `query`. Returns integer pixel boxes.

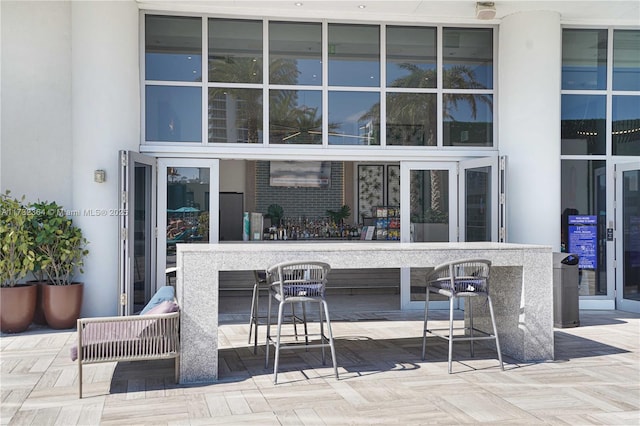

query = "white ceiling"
[138,1,640,25]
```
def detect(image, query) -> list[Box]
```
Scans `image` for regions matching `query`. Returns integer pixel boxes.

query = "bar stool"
[422,258,504,373]
[265,260,338,384]
[248,270,267,353]
[248,270,304,354]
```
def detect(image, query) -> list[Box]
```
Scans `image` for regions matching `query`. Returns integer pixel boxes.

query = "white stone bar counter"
[176,242,553,384]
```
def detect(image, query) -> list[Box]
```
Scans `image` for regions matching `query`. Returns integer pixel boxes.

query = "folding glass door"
[118,151,157,315]
[616,161,640,313]
[399,157,501,309]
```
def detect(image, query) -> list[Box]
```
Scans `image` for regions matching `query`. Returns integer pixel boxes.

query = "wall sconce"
[94,169,106,183]
[476,2,496,20]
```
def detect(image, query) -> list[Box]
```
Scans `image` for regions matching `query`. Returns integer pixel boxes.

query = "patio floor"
[1,297,639,425]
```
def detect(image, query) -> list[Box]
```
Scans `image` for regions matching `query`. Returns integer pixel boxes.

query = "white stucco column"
[71,1,140,317]
[498,11,562,249]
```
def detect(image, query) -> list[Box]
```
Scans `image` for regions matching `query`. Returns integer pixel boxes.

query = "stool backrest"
[428,259,491,294]
[267,261,331,298]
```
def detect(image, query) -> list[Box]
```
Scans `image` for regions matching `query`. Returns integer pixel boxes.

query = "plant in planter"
[32,203,89,329]
[326,205,351,226]
[0,191,37,333]
[266,204,284,227]
[26,201,64,325]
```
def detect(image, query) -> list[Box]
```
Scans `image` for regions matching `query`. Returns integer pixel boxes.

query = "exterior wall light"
[94,169,106,183]
[476,2,496,20]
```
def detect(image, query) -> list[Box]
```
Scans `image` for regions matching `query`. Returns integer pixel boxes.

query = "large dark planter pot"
[42,282,84,329]
[0,284,37,333]
[29,281,49,326]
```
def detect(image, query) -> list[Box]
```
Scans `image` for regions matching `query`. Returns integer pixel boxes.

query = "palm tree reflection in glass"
[364,64,493,225]
[209,56,491,222]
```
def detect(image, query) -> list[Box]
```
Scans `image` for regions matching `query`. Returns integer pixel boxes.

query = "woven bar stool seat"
[422,258,504,373]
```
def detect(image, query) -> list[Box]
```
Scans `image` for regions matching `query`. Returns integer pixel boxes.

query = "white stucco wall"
[1,1,72,205]
[498,11,562,249]
[71,1,140,317]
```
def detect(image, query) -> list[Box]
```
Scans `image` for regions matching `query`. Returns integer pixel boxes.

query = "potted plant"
[326,205,351,226]
[26,201,63,326]
[266,204,284,228]
[33,203,89,329]
[0,191,37,333]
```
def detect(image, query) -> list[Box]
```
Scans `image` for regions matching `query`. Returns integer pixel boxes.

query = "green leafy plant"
[29,201,89,286]
[326,205,351,225]
[266,204,284,226]
[26,200,60,282]
[0,191,36,287]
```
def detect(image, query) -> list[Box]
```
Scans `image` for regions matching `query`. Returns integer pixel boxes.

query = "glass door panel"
[616,162,640,313]
[459,157,499,242]
[118,151,156,315]
[409,169,452,242]
[400,162,457,309]
[157,159,219,285]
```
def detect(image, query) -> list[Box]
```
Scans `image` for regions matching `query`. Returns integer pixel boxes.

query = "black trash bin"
[553,253,580,328]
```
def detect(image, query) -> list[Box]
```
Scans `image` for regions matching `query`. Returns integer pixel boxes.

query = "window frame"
[141,12,498,153]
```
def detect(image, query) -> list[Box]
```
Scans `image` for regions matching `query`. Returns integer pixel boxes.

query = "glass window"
[560,160,607,296]
[145,15,202,82]
[410,169,450,242]
[613,95,640,156]
[146,86,202,142]
[208,19,262,84]
[328,24,380,87]
[328,91,380,145]
[386,26,436,88]
[465,166,492,242]
[443,94,493,146]
[613,30,640,91]
[443,28,493,89]
[208,88,263,144]
[270,22,322,86]
[562,29,608,90]
[561,94,606,155]
[270,90,322,145]
[386,93,437,146]
[166,167,210,268]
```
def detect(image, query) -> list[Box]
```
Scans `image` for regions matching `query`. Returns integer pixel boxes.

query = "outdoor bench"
[70,286,180,398]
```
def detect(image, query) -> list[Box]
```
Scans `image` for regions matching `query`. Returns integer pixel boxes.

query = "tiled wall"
[255,161,344,219]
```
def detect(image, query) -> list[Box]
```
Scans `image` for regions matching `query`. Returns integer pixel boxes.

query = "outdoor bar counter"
[176,242,554,384]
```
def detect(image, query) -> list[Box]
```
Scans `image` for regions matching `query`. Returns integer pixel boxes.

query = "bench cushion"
[143,300,179,315]
[139,286,176,314]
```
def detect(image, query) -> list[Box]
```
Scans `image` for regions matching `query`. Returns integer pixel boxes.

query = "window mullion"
[606,28,613,158]
[322,20,329,147]
[263,19,269,146]
[437,25,443,148]
[380,24,386,148]
[202,16,208,145]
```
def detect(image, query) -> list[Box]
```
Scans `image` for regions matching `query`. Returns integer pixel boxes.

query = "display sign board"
[568,215,597,270]
[270,161,330,188]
